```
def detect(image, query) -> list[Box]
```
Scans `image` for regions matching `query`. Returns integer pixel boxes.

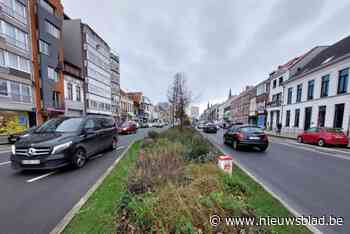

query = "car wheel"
[72,148,87,169]
[233,140,239,150]
[297,136,303,143]
[317,139,325,147]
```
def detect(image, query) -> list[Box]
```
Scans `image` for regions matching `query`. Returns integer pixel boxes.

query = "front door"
[304,107,312,130]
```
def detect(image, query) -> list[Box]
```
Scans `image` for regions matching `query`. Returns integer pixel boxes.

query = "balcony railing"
[0,3,27,25]
[267,100,282,108]
[0,93,32,103]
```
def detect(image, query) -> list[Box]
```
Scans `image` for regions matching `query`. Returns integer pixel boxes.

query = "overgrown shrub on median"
[116,128,271,233]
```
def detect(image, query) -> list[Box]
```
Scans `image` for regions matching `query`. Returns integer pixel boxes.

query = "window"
[67,83,73,100]
[0,50,5,66]
[0,50,29,72]
[76,86,81,101]
[287,87,293,104]
[10,81,20,100]
[279,77,283,86]
[307,80,314,100]
[21,84,31,102]
[1,21,28,50]
[39,0,54,14]
[333,103,345,129]
[285,110,290,127]
[53,91,60,107]
[0,79,8,96]
[337,68,348,94]
[39,40,49,55]
[320,75,329,97]
[318,106,326,128]
[296,84,302,103]
[0,0,27,23]
[48,67,59,81]
[294,109,300,127]
[45,21,60,39]
[273,79,277,88]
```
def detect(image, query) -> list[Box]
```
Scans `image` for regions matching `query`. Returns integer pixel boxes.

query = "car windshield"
[35,118,84,133]
[240,127,264,134]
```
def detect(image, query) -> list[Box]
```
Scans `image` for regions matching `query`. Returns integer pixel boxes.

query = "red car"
[118,121,137,134]
[297,127,349,147]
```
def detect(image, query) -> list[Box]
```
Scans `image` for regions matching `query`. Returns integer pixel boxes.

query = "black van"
[11,116,118,170]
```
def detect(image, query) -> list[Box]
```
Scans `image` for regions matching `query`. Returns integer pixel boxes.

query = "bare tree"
[167,72,191,129]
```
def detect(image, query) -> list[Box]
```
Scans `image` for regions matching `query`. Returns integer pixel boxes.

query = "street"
[202,129,350,234]
[0,128,163,234]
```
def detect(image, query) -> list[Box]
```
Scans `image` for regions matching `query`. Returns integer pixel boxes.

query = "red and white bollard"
[217,155,233,174]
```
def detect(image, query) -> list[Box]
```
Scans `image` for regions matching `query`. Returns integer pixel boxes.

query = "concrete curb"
[198,130,322,234]
[266,133,296,140]
[49,140,137,234]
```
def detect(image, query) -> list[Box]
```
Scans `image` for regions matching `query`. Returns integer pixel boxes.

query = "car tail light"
[261,134,268,141]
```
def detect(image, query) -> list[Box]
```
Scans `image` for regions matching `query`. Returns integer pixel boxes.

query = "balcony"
[0,33,28,51]
[267,99,282,108]
[0,3,27,25]
[0,93,32,104]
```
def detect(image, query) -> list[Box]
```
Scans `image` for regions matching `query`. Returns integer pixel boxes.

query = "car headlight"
[52,141,72,154]
[11,145,15,155]
[21,133,30,138]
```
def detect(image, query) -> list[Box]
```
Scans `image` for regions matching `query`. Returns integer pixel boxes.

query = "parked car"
[154,121,164,128]
[197,122,207,129]
[140,122,150,128]
[223,125,268,152]
[203,123,218,133]
[119,121,138,134]
[8,126,38,144]
[297,127,349,147]
[11,116,118,170]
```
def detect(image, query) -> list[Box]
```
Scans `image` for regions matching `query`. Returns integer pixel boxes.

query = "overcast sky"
[62,0,350,113]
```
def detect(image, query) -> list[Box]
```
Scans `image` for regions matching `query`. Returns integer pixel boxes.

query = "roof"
[296,35,350,75]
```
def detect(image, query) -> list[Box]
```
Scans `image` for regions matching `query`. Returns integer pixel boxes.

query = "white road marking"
[0,161,10,166]
[27,171,58,183]
[116,146,125,151]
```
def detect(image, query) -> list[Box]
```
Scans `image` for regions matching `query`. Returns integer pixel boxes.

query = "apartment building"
[62,19,112,116]
[0,0,36,129]
[282,36,350,136]
[254,79,270,128]
[110,52,120,122]
[266,46,328,131]
[29,0,65,124]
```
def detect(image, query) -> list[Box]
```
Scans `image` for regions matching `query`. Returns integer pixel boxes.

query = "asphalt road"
[0,127,164,234]
[202,129,350,234]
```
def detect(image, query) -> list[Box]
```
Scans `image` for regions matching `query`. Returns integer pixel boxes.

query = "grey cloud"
[62,0,349,110]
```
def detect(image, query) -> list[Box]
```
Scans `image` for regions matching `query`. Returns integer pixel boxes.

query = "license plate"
[22,160,40,165]
[249,136,260,140]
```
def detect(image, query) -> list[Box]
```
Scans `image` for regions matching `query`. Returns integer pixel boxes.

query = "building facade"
[231,86,255,124]
[282,36,350,136]
[0,0,36,131]
[30,0,65,124]
[110,52,120,122]
[190,106,199,120]
[266,46,328,131]
[62,19,112,116]
[63,61,84,116]
[120,89,133,121]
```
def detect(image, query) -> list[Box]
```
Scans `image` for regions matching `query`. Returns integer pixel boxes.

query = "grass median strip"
[63,129,310,233]
[63,141,141,234]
